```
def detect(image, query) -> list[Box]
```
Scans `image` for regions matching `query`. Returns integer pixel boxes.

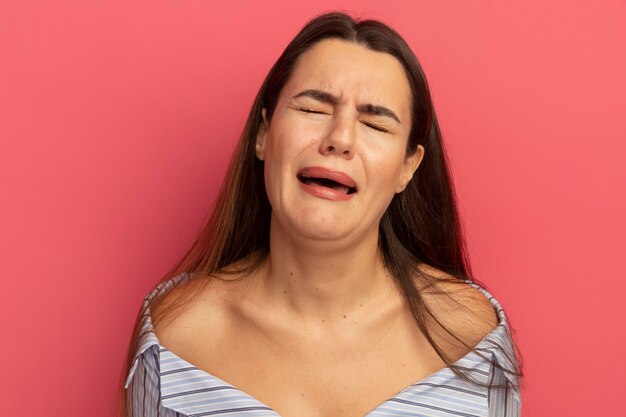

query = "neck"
[257,216,398,323]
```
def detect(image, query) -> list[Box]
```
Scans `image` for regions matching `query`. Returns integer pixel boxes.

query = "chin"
[298,215,353,241]
[276,209,356,243]
[298,225,352,242]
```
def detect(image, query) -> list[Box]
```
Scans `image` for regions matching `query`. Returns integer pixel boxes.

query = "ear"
[395,145,425,193]
[255,108,268,161]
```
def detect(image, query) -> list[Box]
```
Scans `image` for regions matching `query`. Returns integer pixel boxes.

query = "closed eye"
[362,121,390,133]
[299,107,326,114]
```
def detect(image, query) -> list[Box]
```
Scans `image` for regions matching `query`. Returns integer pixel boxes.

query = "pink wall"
[1,1,624,416]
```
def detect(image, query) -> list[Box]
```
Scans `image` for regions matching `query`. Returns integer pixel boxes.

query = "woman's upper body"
[121,11,522,417]
[125,266,520,417]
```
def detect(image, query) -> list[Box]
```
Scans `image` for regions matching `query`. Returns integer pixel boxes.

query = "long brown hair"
[118,11,523,416]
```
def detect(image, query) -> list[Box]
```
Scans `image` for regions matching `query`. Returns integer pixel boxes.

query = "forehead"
[283,38,412,114]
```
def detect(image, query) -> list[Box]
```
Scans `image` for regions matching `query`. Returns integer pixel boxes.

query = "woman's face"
[256,38,424,244]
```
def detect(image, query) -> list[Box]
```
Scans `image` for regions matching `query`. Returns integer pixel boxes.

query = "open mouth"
[297,173,357,195]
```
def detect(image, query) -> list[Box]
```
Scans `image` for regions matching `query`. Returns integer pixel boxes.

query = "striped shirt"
[125,272,521,417]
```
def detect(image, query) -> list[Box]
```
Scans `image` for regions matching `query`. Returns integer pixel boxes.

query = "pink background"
[1,1,625,416]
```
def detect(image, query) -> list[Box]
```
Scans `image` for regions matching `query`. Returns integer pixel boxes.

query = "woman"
[120,11,523,417]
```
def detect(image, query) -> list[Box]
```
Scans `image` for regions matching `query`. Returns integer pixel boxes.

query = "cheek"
[265,119,317,163]
[264,131,291,168]
[262,124,308,193]
[366,147,407,185]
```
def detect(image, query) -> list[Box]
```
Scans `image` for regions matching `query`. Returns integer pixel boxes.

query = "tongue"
[309,177,350,194]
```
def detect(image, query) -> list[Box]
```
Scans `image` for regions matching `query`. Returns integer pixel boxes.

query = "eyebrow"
[292,89,402,124]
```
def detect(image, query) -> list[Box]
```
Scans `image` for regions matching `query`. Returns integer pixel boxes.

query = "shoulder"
[416,263,500,361]
[149,270,250,350]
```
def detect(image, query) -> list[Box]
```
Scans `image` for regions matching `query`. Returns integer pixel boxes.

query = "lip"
[296,166,357,201]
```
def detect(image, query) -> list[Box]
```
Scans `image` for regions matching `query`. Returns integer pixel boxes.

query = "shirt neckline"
[126,272,520,415]
[156,339,495,417]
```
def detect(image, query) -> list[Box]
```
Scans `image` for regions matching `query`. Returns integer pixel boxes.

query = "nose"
[318,112,355,159]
